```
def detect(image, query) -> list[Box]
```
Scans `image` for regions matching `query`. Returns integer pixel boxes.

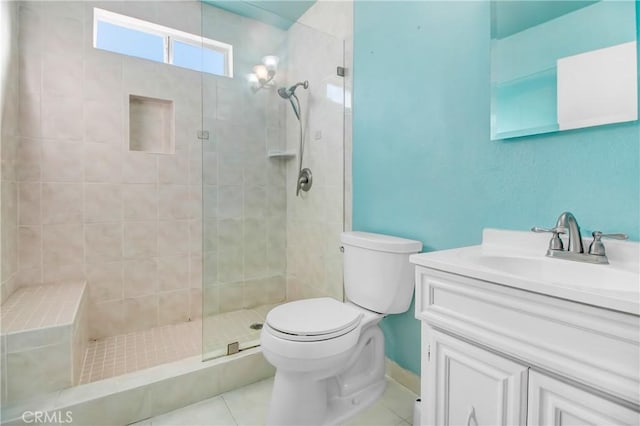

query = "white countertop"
[410,229,640,315]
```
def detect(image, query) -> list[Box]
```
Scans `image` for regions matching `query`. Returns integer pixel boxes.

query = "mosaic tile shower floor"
[79,304,280,384]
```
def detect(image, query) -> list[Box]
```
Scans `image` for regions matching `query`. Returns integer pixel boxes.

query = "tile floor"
[131,376,417,426]
[80,303,281,384]
[79,319,202,384]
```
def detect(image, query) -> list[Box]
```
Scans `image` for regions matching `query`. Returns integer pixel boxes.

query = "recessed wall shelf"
[267,150,296,159]
[129,94,175,154]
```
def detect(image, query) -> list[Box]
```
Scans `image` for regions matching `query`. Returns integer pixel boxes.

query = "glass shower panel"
[201,3,345,361]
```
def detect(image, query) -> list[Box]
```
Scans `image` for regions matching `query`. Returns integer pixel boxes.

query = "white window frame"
[93,8,234,77]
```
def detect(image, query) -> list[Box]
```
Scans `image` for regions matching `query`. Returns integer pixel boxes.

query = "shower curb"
[1,348,274,426]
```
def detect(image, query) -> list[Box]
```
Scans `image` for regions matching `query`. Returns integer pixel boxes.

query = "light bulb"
[253,64,269,82]
[262,55,279,71]
[247,73,259,84]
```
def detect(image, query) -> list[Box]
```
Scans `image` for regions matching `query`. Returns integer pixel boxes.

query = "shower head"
[278,80,308,121]
[277,80,309,99]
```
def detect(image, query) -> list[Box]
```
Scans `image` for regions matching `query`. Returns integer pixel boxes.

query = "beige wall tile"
[84,100,123,145]
[158,184,192,220]
[42,52,82,98]
[42,223,83,266]
[158,150,189,185]
[41,142,84,182]
[86,261,123,302]
[89,300,124,339]
[43,262,84,285]
[189,287,202,319]
[122,152,157,184]
[17,226,41,270]
[202,152,217,185]
[41,182,83,224]
[158,289,189,326]
[41,95,83,141]
[123,259,157,298]
[6,343,72,402]
[18,182,40,225]
[18,93,41,139]
[123,184,157,221]
[83,50,123,103]
[123,221,157,259]
[158,220,189,256]
[189,254,202,289]
[157,255,189,292]
[123,295,158,333]
[85,223,122,263]
[84,142,123,183]
[217,185,242,219]
[218,282,243,313]
[84,183,122,223]
[15,139,41,182]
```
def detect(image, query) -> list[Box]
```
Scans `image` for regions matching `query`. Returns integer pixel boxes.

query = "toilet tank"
[341,232,422,314]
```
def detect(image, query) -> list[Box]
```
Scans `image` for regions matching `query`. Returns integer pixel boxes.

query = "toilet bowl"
[260,232,422,425]
[261,298,386,425]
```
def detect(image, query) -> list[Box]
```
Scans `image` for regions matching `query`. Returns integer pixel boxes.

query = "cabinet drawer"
[415,267,640,405]
[528,371,639,425]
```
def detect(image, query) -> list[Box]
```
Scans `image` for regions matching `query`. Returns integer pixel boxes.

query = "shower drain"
[250,323,263,330]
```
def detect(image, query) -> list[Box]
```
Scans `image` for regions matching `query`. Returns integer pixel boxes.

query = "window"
[93,8,233,77]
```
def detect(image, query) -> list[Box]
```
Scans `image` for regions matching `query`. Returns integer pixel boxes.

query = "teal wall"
[352,1,640,375]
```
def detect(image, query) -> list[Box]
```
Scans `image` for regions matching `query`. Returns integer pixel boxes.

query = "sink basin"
[410,228,640,314]
[465,254,639,293]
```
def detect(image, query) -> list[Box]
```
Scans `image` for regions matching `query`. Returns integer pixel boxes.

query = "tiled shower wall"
[284,1,353,302]
[15,1,288,340]
[0,0,19,305]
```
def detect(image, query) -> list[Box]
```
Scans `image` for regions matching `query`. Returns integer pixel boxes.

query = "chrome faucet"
[532,212,627,264]
[554,212,583,253]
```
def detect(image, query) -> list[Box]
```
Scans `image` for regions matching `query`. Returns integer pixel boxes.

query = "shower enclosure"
[0,0,348,413]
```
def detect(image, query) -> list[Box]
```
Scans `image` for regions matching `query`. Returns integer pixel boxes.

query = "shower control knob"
[296,168,313,196]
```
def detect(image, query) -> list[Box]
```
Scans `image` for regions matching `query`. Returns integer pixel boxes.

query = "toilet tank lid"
[341,232,422,254]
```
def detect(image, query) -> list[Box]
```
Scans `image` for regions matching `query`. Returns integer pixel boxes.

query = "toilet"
[260,231,422,425]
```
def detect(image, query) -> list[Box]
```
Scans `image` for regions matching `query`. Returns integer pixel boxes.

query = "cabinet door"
[528,371,640,426]
[424,328,528,426]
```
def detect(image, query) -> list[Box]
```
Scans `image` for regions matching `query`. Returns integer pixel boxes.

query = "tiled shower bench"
[1,282,88,404]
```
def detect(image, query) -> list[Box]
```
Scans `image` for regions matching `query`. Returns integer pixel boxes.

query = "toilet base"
[265,324,386,425]
[325,377,386,425]
[266,372,386,426]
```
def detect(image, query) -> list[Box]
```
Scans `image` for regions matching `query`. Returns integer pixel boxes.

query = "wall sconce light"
[249,55,279,92]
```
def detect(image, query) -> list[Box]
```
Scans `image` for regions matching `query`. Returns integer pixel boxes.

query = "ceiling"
[491,1,599,39]
[203,1,316,30]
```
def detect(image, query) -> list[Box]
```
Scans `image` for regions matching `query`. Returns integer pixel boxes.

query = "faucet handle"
[531,226,566,234]
[588,231,628,256]
[531,226,565,251]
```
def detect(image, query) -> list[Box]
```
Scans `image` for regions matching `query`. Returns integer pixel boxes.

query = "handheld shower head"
[277,87,290,99]
[277,80,309,99]
[278,80,308,121]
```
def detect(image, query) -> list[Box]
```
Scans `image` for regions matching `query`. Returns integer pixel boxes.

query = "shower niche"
[128,94,175,154]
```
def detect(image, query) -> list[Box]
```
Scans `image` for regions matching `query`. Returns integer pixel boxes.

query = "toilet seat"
[266,298,363,342]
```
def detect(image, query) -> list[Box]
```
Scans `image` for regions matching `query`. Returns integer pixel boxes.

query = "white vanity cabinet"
[415,266,640,426]
[527,371,639,426]
[425,329,528,426]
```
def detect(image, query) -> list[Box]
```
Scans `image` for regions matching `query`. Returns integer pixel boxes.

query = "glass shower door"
[200,2,346,360]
